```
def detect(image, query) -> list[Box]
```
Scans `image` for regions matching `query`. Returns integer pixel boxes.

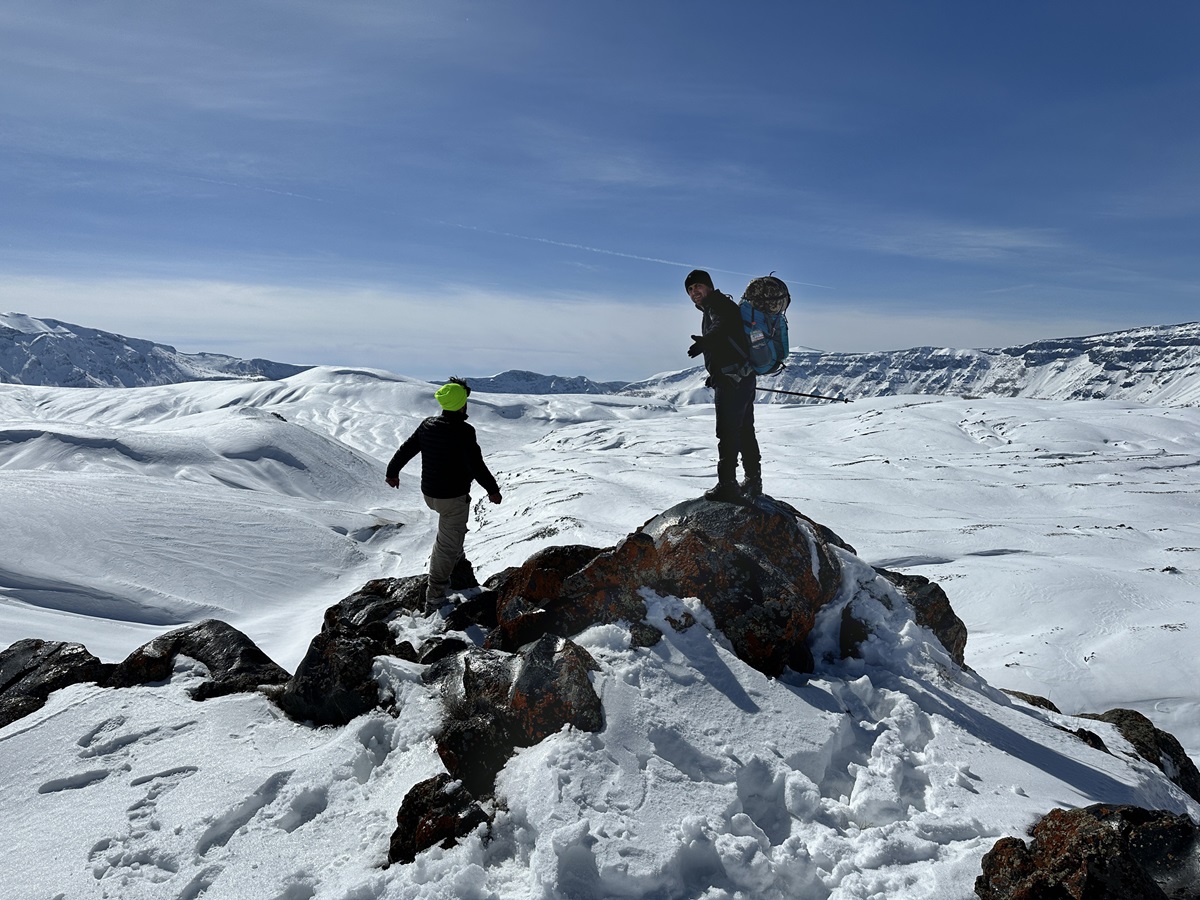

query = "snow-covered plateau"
[3,317,1200,899]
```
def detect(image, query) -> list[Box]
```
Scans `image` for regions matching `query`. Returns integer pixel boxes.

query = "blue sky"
[2,1,1198,381]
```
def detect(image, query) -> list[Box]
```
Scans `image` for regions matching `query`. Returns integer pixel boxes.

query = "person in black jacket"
[385,378,502,608]
[685,269,761,503]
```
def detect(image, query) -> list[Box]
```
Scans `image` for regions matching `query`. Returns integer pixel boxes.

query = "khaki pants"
[423,494,470,601]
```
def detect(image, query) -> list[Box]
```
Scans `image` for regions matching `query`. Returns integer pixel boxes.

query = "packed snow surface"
[2,366,1200,899]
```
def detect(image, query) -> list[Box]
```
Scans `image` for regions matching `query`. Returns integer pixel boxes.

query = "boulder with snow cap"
[507,495,854,676]
[635,495,848,676]
[106,619,288,701]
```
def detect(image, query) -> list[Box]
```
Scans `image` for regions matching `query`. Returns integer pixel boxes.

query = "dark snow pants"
[713,374,760,485]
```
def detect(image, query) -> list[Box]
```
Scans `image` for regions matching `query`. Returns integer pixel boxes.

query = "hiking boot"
[740,475,763,498]
[424,589,449,614]
[450,557,479,591]
[704,481,744,503]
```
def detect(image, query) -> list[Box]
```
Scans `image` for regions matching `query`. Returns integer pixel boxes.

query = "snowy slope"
[624,321,1200,406]
[3,364,1200,898]
[0,312,308,387]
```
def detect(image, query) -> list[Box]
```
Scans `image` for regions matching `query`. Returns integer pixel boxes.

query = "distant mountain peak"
[461,369,629,395]
[0,312,309,388]
[0,313,72,336]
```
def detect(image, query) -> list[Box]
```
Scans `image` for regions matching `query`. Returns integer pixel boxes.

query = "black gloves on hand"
[687,335,703,358]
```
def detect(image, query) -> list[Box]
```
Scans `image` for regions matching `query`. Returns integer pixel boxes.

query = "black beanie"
[684,269,714,290]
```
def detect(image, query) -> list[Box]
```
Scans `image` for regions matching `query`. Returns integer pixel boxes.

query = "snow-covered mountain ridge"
[7,312,1200,406]
[464,369,629,395]
[624,320,1200,406]
[0,312,309,387]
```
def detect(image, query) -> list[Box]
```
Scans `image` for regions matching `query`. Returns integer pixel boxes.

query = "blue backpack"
[739,275,791,376]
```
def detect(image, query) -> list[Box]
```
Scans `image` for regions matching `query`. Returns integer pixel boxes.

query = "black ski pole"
[754,387,851,403]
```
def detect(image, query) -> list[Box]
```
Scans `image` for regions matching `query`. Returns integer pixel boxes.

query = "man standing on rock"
[385,377,502,609]
[685,268,761,503]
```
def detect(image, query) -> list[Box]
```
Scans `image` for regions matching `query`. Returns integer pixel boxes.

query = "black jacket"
[386,409,500,500]
[693,290,751,380]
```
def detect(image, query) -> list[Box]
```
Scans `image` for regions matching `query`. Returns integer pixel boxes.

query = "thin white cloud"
[819,211,1071,264]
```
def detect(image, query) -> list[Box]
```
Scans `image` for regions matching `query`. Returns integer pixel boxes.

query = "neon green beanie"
[435,382,469,411]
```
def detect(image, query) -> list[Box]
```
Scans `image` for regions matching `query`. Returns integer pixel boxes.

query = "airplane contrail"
[174,172,326,203]
[440,222,833,289]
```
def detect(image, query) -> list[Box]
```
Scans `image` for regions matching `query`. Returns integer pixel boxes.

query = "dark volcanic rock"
[1080,708,1200,805]
[107,619,289,701]
[278,561,488,726]
[277,576,425,726]
[551,532,662,645]
[433,637,603,797]
[388,775,492,865]
[976,804,1200,900]
[508,635,602,745]
[636,496,846,676]
[485,544,603,651]
[277,615,390,727]
[0,639,113,727]
[433,496,868,678]
[435,651,520,797]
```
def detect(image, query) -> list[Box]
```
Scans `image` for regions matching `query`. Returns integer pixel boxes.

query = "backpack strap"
[723,336,754,379]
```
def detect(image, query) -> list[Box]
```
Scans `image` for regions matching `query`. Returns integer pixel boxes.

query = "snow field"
[3,369,1200,897]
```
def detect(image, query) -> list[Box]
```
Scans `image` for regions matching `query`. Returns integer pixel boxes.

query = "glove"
[704,376,712,388]
[687,336,703,358]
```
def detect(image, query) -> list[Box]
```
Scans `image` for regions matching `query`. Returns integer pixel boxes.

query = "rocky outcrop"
[1,622,290,726]
[0,494,982,868]
[107,619,289,700]
[1002,690,1061,713]
[1080,708,1200,805]
[276,577,422,726]
[278,495,866,727]
[492,496,852,677]
[388,775,491,865]
[0,639,113,727]
[276,563,482,726]
[485,544,605,651]
[975,804,1200,900]
[638,497,848,675]
[431,635,603,797]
